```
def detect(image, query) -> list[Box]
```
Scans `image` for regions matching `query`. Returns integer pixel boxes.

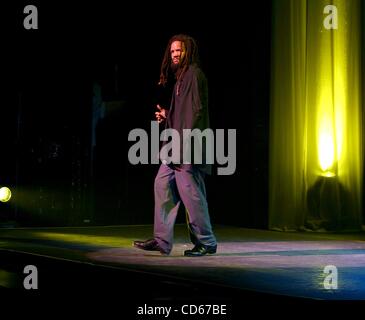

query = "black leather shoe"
[184,244,217,257]
[133,239,169,255]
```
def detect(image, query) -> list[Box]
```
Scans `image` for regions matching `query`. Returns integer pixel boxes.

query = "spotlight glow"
[0,187,12,202]
[318,131,335,173]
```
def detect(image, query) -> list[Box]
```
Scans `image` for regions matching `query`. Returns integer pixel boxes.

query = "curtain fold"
[269,0,363,231]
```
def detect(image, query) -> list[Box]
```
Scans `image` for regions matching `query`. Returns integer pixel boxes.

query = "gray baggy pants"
[153,164,217,254]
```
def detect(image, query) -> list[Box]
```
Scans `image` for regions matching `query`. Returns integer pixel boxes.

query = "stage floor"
[0,224,365,301]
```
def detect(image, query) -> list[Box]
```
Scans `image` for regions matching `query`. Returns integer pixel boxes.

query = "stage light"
[318,131,335,175]
[0,187,12,202]
[270,0,362,230]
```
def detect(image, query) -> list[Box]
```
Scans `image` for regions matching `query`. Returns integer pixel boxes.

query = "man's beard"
[170,62,180,74]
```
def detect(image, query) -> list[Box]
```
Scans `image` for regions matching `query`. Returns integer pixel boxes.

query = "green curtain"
[269,0,363,231]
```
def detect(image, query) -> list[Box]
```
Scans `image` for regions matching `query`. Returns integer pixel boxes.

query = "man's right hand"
[155,104,167,124]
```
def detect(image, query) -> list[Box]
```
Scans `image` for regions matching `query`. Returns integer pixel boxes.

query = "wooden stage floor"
[1,224,364,307]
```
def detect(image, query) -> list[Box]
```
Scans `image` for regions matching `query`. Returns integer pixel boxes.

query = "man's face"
[170,41,185,66]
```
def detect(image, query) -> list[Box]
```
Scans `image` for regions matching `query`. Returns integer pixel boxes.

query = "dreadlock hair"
[158,34,200,87]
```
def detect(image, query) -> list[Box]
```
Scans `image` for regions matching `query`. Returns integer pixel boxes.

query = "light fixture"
[0,187,12,202]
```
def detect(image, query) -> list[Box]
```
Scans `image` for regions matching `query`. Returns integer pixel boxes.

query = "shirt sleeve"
[191,68,208,129]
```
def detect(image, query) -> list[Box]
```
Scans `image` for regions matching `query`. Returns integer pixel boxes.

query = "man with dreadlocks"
[134,34,217,257]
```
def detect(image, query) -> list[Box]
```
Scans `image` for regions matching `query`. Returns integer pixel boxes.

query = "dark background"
[1,1,271,228]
